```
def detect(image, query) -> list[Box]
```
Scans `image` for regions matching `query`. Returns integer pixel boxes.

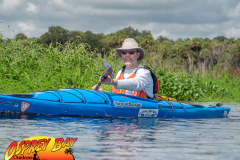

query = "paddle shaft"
[95,62,113,91]
[95,74,108,90]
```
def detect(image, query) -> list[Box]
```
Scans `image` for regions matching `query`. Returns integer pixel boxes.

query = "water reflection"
[94,118,189,158]
[0,103,240,160]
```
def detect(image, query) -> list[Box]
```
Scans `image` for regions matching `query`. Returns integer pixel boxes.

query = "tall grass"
[0,38,109,93]
[0,37,239,102]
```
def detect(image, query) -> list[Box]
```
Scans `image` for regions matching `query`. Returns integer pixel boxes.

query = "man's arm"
[115,69,152,91]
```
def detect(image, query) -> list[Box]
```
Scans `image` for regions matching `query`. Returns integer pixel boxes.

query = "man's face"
[121,49,140,67]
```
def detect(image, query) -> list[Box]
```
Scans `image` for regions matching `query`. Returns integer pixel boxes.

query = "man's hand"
[99,75,112,85]
[92,85,104,91]
[91,75,117,91]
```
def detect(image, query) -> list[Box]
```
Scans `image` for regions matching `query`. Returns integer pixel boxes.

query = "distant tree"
[159,40,173,59]
[199,48,211,60]
[184,38,191,43]
[162,40,174,48]
[80,31,107,54]
[199,48,211,73]
[204,37,211,41]
[153,39,161,53]
[133,36,143,45]
[170,42,189,69]
[232,40,240,71]
[141,35,154,52]
[108,27,153,50]
[115,30,127,46]
[157,36,172,43]
[226,37,236,45]
[159,45,169,60]
[175,38,184,44]
[202,41,211,50]
[188,38,203,53]
[15,33,28,40]
[141,30,152,37]
[213,36,228,42]
[107,33,118,48]
[203,38,211,48]
[188,37,204,69]
[210,40,225,68]
[187,50,197,72]
[69,31,84,42]
[39,26,69,47]
[121,26,142,38]
[171,42,188,59]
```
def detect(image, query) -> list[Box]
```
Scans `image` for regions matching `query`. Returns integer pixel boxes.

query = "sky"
[1,0,240,40]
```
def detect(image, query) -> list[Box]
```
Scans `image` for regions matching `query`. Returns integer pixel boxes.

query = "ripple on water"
[0,103,240,160]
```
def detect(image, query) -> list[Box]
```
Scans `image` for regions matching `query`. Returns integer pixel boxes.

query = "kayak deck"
[0,88,231,118]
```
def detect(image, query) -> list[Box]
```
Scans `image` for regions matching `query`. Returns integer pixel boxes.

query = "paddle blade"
[103,61,111,69]
[103,61,114,78]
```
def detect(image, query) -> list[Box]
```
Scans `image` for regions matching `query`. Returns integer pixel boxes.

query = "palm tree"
[199,48,211,73]
[107,34,118,48]
[153,39,161,53]
[227,41,240,78]
[115,30,127,47]
[226,37,236,46]
[162,40,173,48]
[188,38,204,70]
[172,42,188,58]
[187,50,197,73]
[169,42,188,70]
[159,41,173,60]
[134,36,143,45]
[213,36,228,42]
[141,35,154,52]
[210,41,225,69]
[175,38,184,44]
[65,148,75,160]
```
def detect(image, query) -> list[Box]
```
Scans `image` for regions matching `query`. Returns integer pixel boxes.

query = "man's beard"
[123,58,138,67]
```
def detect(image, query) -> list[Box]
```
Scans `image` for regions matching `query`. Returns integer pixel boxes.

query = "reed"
[0,37,239,102]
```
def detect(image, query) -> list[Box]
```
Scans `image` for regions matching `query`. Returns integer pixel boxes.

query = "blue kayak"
[0,88,230,118]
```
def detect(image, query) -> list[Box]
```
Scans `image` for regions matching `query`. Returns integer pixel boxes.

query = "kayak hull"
[0,89,230,118]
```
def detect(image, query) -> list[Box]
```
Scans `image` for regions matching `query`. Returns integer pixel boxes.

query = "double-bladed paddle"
[95,61,114,90]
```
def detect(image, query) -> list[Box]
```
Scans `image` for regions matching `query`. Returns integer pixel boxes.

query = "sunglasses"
[121,50,138,55]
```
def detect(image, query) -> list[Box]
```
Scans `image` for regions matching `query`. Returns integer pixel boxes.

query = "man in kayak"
[92,38,154,99]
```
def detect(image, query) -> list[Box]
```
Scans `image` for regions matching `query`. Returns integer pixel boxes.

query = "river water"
[0,102,239,160]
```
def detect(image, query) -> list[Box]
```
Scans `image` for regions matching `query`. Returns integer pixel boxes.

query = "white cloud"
[0,0,23,14]
[26,3,38,13]
[227,2,240,18]
[1,0,240,40]
[155,30,168,38]
[225,27,240,38]
[1,0,22,10]
[17,22,35,36]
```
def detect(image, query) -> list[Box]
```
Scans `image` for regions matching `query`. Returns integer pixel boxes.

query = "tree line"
[13,26,240,78]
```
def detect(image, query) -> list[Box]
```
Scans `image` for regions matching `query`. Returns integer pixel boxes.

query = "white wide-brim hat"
[115,38,145,61]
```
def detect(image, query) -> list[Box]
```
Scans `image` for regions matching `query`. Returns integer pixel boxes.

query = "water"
[0,102,240,160]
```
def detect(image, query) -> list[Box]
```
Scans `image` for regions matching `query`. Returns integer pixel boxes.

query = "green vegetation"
[197,75,240,102]
[35,26,240,79]
[1,26,240,102]
[15,33,28,40]
[0,38,105,93]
